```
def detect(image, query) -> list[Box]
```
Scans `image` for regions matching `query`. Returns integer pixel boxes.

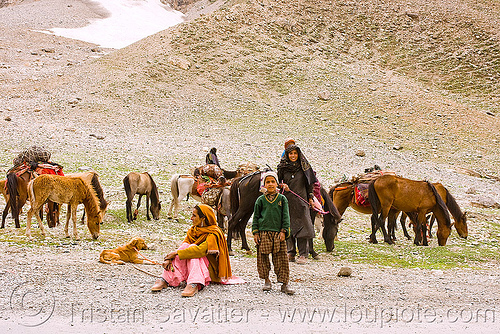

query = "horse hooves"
[228,250,235,256]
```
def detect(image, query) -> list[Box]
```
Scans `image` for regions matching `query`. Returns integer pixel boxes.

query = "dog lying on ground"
[99,237,151,264]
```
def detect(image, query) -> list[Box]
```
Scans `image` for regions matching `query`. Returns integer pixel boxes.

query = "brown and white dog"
[99,237,151,264]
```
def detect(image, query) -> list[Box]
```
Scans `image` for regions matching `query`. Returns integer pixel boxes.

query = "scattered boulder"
[338,266,352,277]
[355,150,366,157]
[168,56,191,70]
[470,196,500,209]
[465,187,478,195]
[393,143,403,150]
[405,12,419,21]
[318,90,331,101]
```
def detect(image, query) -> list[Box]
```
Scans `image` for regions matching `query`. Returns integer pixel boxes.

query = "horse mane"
[145,172,159,205]
[443,186,464,222]
[81,179,100,219]
[90,173,108,211]
[427,182,452,228]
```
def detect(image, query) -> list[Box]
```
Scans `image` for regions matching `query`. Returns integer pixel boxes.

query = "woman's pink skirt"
[161,242,211,287]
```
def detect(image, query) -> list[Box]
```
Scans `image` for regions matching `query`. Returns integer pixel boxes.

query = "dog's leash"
[134,247,162,265]
[131,264,161,278]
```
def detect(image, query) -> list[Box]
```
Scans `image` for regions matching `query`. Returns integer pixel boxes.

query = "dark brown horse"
[2,170,60,229]
[124,172,161,223]
[2,170,34,228]
[395,183,468,240]
[329,182,403,244]
[368,175,452,246]
[227,171,341,255]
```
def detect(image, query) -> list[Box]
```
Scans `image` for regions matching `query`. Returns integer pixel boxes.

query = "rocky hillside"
[1,0,499,181]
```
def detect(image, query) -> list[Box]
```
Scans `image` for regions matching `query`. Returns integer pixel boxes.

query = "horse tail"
[90,173,108,211]
[6,173,19,218]
[123,174,131,199]
[229,176,241,216]
[170,174,181,202]
[427,182,451,228]
[368,180,381,216]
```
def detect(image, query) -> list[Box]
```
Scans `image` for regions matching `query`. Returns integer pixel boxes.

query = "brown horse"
[26,174,102,239]
[2,169,61,229]
[123,172,161,223]
[65,171,108,224]
[329,182,403,244]
[396,183,468,240]
[368,175,452,246]
[2,170,34,228]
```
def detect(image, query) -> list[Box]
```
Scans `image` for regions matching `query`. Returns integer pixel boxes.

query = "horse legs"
[387,210,399,242]
[145,195,151,220]
[167,197,177,219]
[126,196,133,223]
[369,214,379,244]
[428,214,436,238]
[27,205,45,239]
[134,195,143,220]
[70,205,79,240]
[238,212,253,253]
[400,212,412,240]
[65,205,72,238]
[414,212,427,246]
[227,210,246,255]
[1,199,9,228]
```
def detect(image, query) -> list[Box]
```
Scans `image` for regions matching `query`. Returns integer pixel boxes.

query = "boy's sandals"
[296,256,308,265]
[281,284,295,295]
[262,280,272,291]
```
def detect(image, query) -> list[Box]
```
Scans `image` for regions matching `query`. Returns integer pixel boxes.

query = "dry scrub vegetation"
[1,0,500,332]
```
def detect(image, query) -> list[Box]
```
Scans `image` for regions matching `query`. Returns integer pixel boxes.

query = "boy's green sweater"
[252,193,290,237]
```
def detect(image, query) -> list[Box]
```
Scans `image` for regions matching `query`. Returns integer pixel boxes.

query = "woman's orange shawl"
[183,204,232,279]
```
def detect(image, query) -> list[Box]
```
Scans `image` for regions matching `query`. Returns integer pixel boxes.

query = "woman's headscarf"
[183,204,232,279]
[277,144,318,187]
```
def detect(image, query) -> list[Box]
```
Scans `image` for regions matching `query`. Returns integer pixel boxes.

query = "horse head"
[151,200,161,220]
[454,211,468,239]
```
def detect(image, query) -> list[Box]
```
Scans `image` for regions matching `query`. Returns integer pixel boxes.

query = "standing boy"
[252,171,294,295]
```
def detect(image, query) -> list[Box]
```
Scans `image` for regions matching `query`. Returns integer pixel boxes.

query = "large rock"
[470,196,500,209]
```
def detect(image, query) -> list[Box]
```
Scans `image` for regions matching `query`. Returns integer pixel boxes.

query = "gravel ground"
[1,1,500,333]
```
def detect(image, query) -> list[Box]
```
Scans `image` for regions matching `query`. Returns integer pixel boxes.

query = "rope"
[131,264,161,278]
[134,248,162,265]
[285,188,330,215]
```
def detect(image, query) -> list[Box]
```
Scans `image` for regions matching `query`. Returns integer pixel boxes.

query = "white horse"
[167,174,231,231]
[167,174,201,220]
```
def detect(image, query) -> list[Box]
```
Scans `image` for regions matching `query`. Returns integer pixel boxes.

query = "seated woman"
[151,204,232,297]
